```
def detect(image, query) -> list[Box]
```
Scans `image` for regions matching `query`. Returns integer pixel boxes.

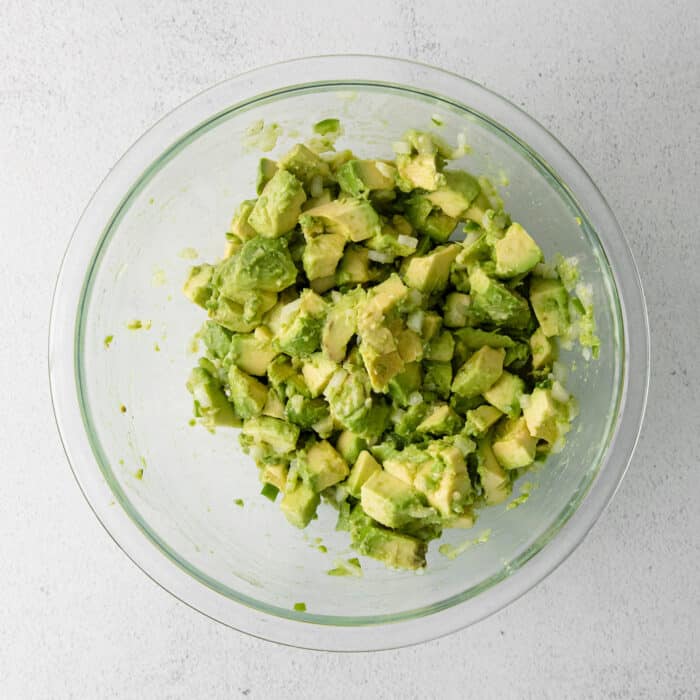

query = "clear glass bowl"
[49,56,649,651]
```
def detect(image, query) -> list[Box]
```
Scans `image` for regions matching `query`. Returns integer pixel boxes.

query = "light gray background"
[1,0,698,697]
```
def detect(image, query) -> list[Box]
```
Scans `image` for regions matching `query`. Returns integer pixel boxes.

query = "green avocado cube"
[360,471,430,529]
[492,416,537,469]
[302,232,346,280]
[388,362,423,407]
[335,430,368,464]
[530,277,570,337]
[337,245,371,285]
[494,222,543,277]
[425,331,454,362]
[275,290,327,357]
[228,326,278,376]
[278,144,330,186]
[280,482,320,528]
[183,264,213,308]
[464,405,503,435]
[453,327,515,351]
[248,169,306,237]
[530,326,554,369]
[200,321,232,359]
[476,439,511,505]
[423,361,452,399]
[207,296,257,333]
[301,352,338,397]
[299,197,381,242]
[469,266,532,329]
[482,371,525,417]
[452,346,505,399]
[425,170,480,218]
[345,451,382,498]
[443,292,472,328]
[298,440,349,492]
[416,403,462,436]
[241,416,300,455]
[255,158,278,195]
[227,366,268,419]
[401,244,460,294]
[186,366,241,427]
[523,387,560,443]
[337,159,395,198]
[229,200,257,241]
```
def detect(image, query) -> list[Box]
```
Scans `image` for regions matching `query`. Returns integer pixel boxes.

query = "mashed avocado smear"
[183,126,593,571]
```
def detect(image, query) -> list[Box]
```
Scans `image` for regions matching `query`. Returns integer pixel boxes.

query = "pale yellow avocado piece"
[337,245,371,285]
[482,370,525,417]
[383,454,424,485]
[396,328,424,363]
[299,440,349,492]
[301,353,339,397]
[492,416,537,469]
[345,450,382,498]
[229,200,257,242]
[360,470,429,529]
[452,346,506,398]
[300,198,381,242]
[414,460,471,517]
[248,170,306,237]
[443,292,472,328]
[476,439,511,505]
[523,387,560,443]
[260,463,288,491]
[396,153,445,191]
[530,326,554,369]
[302,232,346,280]
[466,404,503,434]
[229,326,278,376]
[322,289,364,362]
[310,274,336,295]
[280,481,319,528]
[401,244,460,294]
[444,511,476,529]
[425,171,480,218]
[494,222,543,277]
[261,390,285,419]
[278,143,331,184]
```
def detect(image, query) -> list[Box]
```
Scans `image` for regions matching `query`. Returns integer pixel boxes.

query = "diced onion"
[519,394,531,410]
[390,408,406,423]
[582,347,592,361]
[408,392,423,406]
[309,175,323,197]
[392,140,411,155]
[407,310,424,334]
[325,369,347,394]
[551,380,570,404]
[335,486,348,502]
[397,234,418,249]
[368,250,393,263]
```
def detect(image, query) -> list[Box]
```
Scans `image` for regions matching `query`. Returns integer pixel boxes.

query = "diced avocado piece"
[284,394,330,430]
[345,451,382,498]
[267,355,296,387]
[365,220,418,261]
[227,366,268,419]
[241,416,299,455]
[335,430,368,464]
[260,462,288,491]
[423,361,452,399]
[310,275,336,296]
[425,331,454,362]
[350,507,426,570]
[301,352,338,397]
[464,405,503,435]
[469,266,531,329]
[504,341,531,370]
[200,321,232,359]
[492,416,537,469]
[494,223,543,277]
[443,292,472,328]
[360,471,431,529]
[530,278,570,337]
[382,446,426,484]
[228,326,278,376]
[298,440,349,492]
[262,390,285,419]
[452,346,505,398]
[420,312,442,341]
[444,511,476,529]
[396,152,444,191]
[337,245,370,285]
[401,244,460,294]
[207,296,257,333]
[299,198,381,242]
[482,371,525,417]
[302,232,346,280]
[337,159,395,198]
[453,327,516,351]
[256,158,278,195]
[523,387,560,443]
[275,289,327,357]
[303,188,333,211]
[476,439,511,505]
[217,237,297,294]
[388,362,422,407]
[278,143,330,185]
[425,170,480,218]
[403,193,456,242]
[456,229,492,265]
[183,264,214,308]
[186,366,240,427]
[229,200,257,242]
[416,403,462,436]
[530,326,554,369]
[414,458,471,517]
[463,192,492,227]
[280,482,320,528]
[283,372,312,400]
[248,169,306,237]
[343,397,391,442]
[322,287,363,362]
[396,328,423,363]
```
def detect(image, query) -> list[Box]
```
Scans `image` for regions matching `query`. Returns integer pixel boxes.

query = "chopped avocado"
[321,287,363,362]
[275,290,327,357]
[469,267,531,329]
[360,471,432,529]
[301,352,338,397]
[278,143,330,186]
[227,366,268,419]
[494,223,543,277]
[298,440,349,492]
[335,430,368,464]
[187,366,240,427]
[337,159,395,197]
[345,450,382,498]
[425,331,454,362]
[200,320,232,359]
[452,346,505,399]
[530,278,570,337]
[395,131,446,192]
[425,170,480,218]
[241,416,299,455]
[453,327,516,351]
[423,361,453,399]
[280,481,320,528]
[207,295,258,333]
[492,416,537,469]
[523,387,560,443]
[401,244,460,294]
[414,457,471,517]
[443,292,472,328]
[482,371,525,417]
[337,245,371,285]
[476,439,511,505]
[388,362,423,407]
[255,158,278,195]
[218,237,297,294]
[248,170,306,237]
[260,462,288,491]
[300,197,381,242]
[228,327,278,376]
[183,264,213,308]
[416,403,462,435]
[302,232,346,280]
[530,326,554,369]
[464,404,503,435]
[229,200,257,241]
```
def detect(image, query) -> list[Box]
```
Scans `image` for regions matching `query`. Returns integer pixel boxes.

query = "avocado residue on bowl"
[182,125,596,571]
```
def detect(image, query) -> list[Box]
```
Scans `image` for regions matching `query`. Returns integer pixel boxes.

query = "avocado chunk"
[464,404,503,435]
[241,416,300,455]
[530,326,554,369]
[492,416,537,469]
[336,245,371,285]
[228,326,278,376]
[281,481,320,528]
[255,158,278,195]
[229,200,258,242]
[453,327,516,351]
[494,223,543,277]
[335,430,368,464]
[443,292,473,328]
[476,439,511,505]
[401,244,460,294]
[300,197,381,242]
[207,295,258,333]
[529,278,570,337]
[227,366,268,419]
[321,287,363,362]
[200,320,232,359]
[298,440,349,492]
[416,403,462,436]
[248,169,306,237]
[388,362,423,407]
[425,170,480,218]
[278,143,330,186]
[395,131,446,192]
[345,451,382,498]
[423,361,453,399]
[186,366,240,427]
[337,159,395,198]
[302,232,346,280]
[301,352,338,397]
[469,266,531,329]
[452,346,505,399]
[260,462,288,491]
[425,331,455,362]
[523,387,560,443]
[183,264,213,308]
[360,471,433,529]
[482,371,525,417]
[414,448,471,517]
[275,290,327,357]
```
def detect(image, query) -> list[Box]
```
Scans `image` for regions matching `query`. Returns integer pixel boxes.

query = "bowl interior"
[77,83,623,623]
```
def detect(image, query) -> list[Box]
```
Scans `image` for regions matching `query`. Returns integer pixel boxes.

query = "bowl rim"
[48,54,650,651]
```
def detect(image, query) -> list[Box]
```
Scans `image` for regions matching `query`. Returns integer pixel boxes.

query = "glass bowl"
[49,56,649,651]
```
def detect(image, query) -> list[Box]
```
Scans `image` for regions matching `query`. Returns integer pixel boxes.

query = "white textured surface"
[2,0,699,697]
